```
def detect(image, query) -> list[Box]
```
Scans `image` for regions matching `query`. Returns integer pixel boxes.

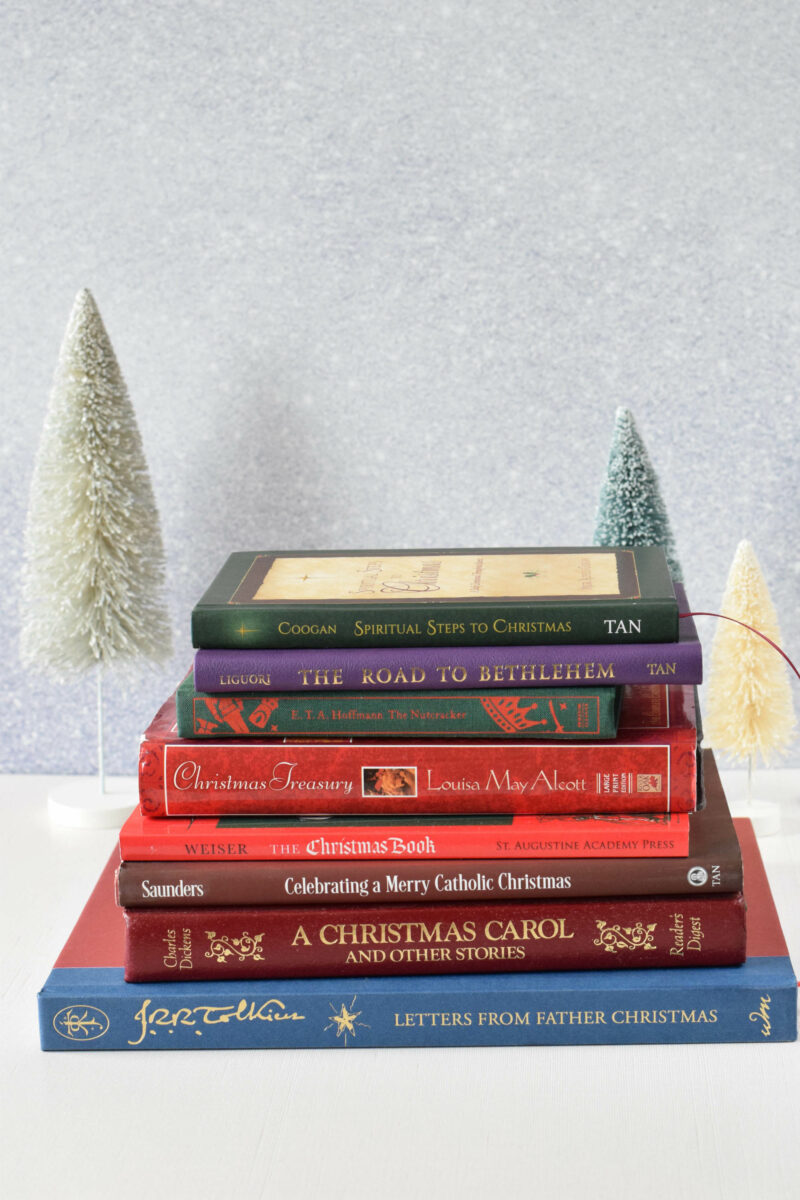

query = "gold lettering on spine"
[749,996,772,1038]
[278,622,336,636]
[484,918,574,941]
[128,998,306,1045]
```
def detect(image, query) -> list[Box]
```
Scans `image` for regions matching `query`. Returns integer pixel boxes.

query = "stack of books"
[38,547,797,1050]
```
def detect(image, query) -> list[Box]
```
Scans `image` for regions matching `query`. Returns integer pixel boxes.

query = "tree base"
[728,796,782,837]
[47,776,137,829]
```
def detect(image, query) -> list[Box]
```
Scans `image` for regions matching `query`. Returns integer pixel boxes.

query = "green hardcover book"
[175,674,623,739]
[191,547,679,650]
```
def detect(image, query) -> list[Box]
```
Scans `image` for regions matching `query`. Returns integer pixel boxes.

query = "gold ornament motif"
[205,931,265,964]
[53,1005,110,1041]
[593,920,657,953]
[324,996,370,1046]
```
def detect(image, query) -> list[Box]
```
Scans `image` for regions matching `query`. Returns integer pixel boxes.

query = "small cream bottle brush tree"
[704,540,796,770]
[20,288,171,795]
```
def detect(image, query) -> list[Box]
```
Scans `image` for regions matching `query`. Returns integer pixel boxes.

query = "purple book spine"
[195,588,701,693]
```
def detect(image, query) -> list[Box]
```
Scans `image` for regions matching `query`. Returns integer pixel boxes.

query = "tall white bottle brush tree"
[20,289,172,792]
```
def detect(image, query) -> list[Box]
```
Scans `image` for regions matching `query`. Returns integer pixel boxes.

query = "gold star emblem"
[236,623,259,639]
[324,996,369,1046]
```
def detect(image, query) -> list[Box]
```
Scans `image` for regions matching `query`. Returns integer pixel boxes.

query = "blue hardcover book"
[38,819,796,1050]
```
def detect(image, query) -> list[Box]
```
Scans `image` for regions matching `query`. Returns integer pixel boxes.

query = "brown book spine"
[115,847,736,907]
[123,892,746,982]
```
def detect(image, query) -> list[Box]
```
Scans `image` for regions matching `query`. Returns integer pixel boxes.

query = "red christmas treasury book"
[138,683,698,818]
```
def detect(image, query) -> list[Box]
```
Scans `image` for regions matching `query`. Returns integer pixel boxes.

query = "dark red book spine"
[123,892,746,982]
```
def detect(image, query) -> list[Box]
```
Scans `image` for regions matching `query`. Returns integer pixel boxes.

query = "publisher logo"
[687,866,709,887]
[636,774,662,794]
[52,1005,110,1042]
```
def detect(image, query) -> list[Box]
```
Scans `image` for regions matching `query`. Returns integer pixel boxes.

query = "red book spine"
[139,743,697,818]
[119,807,690,862]
[140,739,696,817]
[123,893,746,982]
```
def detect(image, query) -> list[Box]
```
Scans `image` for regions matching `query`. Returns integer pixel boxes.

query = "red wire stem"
[680,612,800,684]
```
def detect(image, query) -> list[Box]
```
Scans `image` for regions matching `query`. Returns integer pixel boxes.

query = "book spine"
[119,811,691,863]
[117,833,742,906]
[138,736,697,818]
[194,639,702,693]
[175,684,622,740]
[191,597,678,649]
[123,894,746,982]
[38,959,798,1050]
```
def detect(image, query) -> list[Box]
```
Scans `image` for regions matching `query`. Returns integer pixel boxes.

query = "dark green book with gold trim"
[191,547,679,650]
[175,673,623,739]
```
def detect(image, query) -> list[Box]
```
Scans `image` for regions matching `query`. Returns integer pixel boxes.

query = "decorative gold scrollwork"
[593,920,657,953]
[205,931,265,964]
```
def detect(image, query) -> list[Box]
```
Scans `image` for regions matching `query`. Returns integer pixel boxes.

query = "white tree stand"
[47,673,136,828]
[724,761,783,837]
[47,776,137,828]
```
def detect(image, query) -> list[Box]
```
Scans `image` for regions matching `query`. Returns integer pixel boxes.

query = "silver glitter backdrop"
[1,1,798,773]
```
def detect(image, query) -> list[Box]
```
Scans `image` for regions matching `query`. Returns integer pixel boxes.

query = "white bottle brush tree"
[704,540,797,785]
[20,289,172,793]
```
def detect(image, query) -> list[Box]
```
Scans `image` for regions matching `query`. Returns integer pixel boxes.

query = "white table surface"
[2,769,799,1200]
